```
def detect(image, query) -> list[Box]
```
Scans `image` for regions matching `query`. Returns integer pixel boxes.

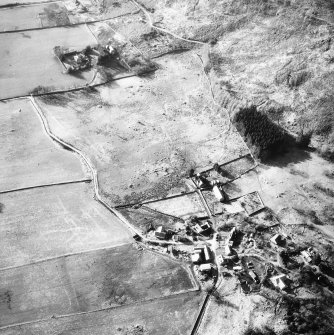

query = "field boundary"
[1,1,59,8]
[0,69,156,102]
[0,9,140,35]
[0,178,91,195]
[0,242,131,272]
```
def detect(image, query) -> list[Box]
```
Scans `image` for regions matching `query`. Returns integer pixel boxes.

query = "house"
[203,245,211,262]
[191,247,203,264]
[193,224,204,235]
[172,234,180,242]
[155,226,167,240]
[133,234,142,241]
[194,174,209,189]
[200,221,211,232]
[270,234,285,247]
[217,255,230,265]
[228,227,237,242]
[233,265,243,272]
[192,221,211,235]
[199,263,212,272]
[191,248,202,263]
[225,245,232,256]
[301,250,312,264]
[270,274,288,290]
[217,255,224,265]
[249,270,259,283]
[212,184,225,202]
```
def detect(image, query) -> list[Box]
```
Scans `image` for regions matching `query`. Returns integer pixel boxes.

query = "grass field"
[0,182,132,269]
[0,25,96,99]
[37,52,248,206]
[0,98,87,192]
[0,244,197,327]
[0,291,202,334]
[0,2,69,32]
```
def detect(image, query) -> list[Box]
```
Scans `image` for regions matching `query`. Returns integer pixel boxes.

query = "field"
[0,98,87,192]
[0,25,96,99]
[0,2,69,32]
[0,291,203,335]
[0,182,133,269]
[0,1,138,32]
[118,206,181,235]
[0,243,197,327]
[146,193,208,219]
[37,52,248,206]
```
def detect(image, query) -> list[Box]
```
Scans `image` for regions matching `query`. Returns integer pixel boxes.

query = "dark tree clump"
[233,105,293,160]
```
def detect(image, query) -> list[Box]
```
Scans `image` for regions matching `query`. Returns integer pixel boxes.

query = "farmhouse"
[155,226,167,240]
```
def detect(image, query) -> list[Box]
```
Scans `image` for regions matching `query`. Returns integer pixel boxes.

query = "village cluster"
[132,161,329,296]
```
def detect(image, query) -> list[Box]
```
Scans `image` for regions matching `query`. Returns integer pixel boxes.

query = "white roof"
[191,253,201,263]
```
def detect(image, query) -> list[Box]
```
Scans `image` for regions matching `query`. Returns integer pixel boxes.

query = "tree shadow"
[264,147,311,168]
[212,291,239,310]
